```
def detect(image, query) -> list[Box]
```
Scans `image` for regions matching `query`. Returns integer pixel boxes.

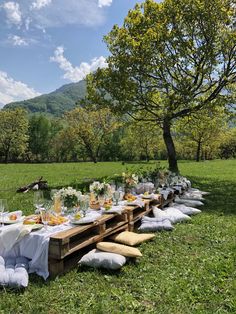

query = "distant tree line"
[0,107,235,163]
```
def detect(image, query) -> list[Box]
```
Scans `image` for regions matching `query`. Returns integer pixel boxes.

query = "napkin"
[70,210,102,224]
[101,205,124,215]
[0,223,33,251]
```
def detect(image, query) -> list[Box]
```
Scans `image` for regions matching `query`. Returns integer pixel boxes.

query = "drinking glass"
[79,194,90,216]
[0,199,7,227]
[50,189,58,200]
[40,201,52,231]
[34,191,44,213]
[113,191,120,206]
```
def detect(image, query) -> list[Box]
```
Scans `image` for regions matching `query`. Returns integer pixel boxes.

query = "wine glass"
[113,191,120,206]
[0,199,7,227]
[34,191,44,213]
[50,189,58,200]
[79,194,90,217]
[40,201,52,231]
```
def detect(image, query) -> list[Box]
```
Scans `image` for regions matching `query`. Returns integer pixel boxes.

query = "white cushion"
[153,206,191,224]
[138,219,174,232]
[0,256,29,288]
[78,249,126,270]
[180,192,205,201]
[174,196,204,207]
[172,203,201,215]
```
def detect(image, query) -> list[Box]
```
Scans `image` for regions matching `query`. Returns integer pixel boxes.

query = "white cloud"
[50,46,108,82]
[1,0,107,32]
[8,35,28,46]
[98,0,112,8]
[0,71,41,106]
[31,0,52,10]
[1,1,22,26]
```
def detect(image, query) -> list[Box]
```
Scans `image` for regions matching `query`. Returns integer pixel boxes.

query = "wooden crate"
[48,224,128,277]
[160,192,175,208]
[48,213,128,276]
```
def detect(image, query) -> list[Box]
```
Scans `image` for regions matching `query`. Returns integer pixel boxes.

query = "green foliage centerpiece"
[55,187,81,211]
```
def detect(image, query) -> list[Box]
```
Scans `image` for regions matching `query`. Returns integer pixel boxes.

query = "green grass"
[0,160,235,314]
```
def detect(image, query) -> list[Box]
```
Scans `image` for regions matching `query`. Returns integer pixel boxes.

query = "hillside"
[4,80,86,116]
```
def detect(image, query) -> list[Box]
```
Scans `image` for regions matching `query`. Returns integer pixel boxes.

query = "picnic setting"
[0,0,235,312]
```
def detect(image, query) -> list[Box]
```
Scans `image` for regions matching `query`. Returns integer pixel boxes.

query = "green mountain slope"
[4,80,86,116]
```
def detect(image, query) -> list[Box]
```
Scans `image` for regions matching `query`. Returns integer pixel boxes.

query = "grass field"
[0,160,235,314]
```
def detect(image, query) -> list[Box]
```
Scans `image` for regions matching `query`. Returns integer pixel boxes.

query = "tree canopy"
[87,0,236,171]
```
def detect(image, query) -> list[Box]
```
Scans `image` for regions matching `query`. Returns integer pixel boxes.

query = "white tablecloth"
[0,223,72,280]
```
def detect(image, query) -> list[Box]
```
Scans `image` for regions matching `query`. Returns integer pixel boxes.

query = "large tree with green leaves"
[176,107,227,161]
[87,0,235,172]
[0,108,29,162]
[65,107,120,163]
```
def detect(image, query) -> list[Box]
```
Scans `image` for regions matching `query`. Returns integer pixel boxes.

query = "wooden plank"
[49,212,128,260]
[48,224,129,277]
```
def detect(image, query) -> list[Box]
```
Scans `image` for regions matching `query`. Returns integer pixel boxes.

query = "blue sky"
[0,0,144,107]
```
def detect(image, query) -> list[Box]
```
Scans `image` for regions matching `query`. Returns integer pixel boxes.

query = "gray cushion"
[138,218,174,232]
[172,203,201,215]
[0,256,29,288]
[79,249,126,270]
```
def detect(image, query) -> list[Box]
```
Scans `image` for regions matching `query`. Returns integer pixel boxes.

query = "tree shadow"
[187,175,236,215]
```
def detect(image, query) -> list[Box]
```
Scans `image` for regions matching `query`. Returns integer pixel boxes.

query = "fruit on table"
[74,213,81,220]
[9,214,17,220]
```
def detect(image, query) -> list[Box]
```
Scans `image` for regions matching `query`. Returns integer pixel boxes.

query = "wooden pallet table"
[160,191,175,208]
[48,194,163,277]
[48,212,128,277]
[124,195,162,231]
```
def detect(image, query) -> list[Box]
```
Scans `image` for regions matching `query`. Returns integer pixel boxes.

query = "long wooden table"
[48,193,174,277]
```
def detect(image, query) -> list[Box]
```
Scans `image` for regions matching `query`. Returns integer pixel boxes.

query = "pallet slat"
[48,194,164,276]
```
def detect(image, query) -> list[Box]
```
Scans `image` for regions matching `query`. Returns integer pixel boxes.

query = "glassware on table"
[53,195,62,215]
[0,199,7,227]
[113,191,120,206]
[33,191,44,213]
[98,195,105,207]
[40,201,52,231]
[79,194,90,217]
[50,189,58,200]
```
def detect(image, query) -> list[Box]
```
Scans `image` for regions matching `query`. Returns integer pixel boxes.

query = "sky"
[0,0,144,108]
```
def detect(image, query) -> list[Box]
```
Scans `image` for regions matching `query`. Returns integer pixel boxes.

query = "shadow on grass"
[188,176,236,215]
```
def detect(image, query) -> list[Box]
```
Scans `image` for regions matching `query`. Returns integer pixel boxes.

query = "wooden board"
[48,194,163,277]
[48,224,129,278]
[49,212,128,260]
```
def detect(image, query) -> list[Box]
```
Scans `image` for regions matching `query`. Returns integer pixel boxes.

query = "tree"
[176,107,227,161]
[219,127,236,159]
[65,107,120,163]
[121,121,161,161]
[0,108,29,162]
[87,0,236,172]
[28,115,52,161]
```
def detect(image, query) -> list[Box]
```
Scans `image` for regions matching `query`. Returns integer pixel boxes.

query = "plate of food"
[23,214,41,225]
[141,193,153,199]
[1,213,25,224]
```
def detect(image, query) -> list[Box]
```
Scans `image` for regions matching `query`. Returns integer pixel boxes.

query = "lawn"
[0,160,235,314]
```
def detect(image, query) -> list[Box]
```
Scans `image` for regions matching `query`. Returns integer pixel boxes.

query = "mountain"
[4,80,86,116]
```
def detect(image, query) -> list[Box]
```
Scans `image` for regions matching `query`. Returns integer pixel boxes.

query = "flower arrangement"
[122,172,139,189]
[55,187,81,209]
[89,181,111,197]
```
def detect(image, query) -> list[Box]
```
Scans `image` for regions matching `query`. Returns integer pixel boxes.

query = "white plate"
[141,195,152,199]
[125,201,138,206]
[70,219,93,225]
[0,217,25,224]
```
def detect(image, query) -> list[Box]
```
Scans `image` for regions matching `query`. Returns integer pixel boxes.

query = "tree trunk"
[162,119,179,173]
[196,140,201,162]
